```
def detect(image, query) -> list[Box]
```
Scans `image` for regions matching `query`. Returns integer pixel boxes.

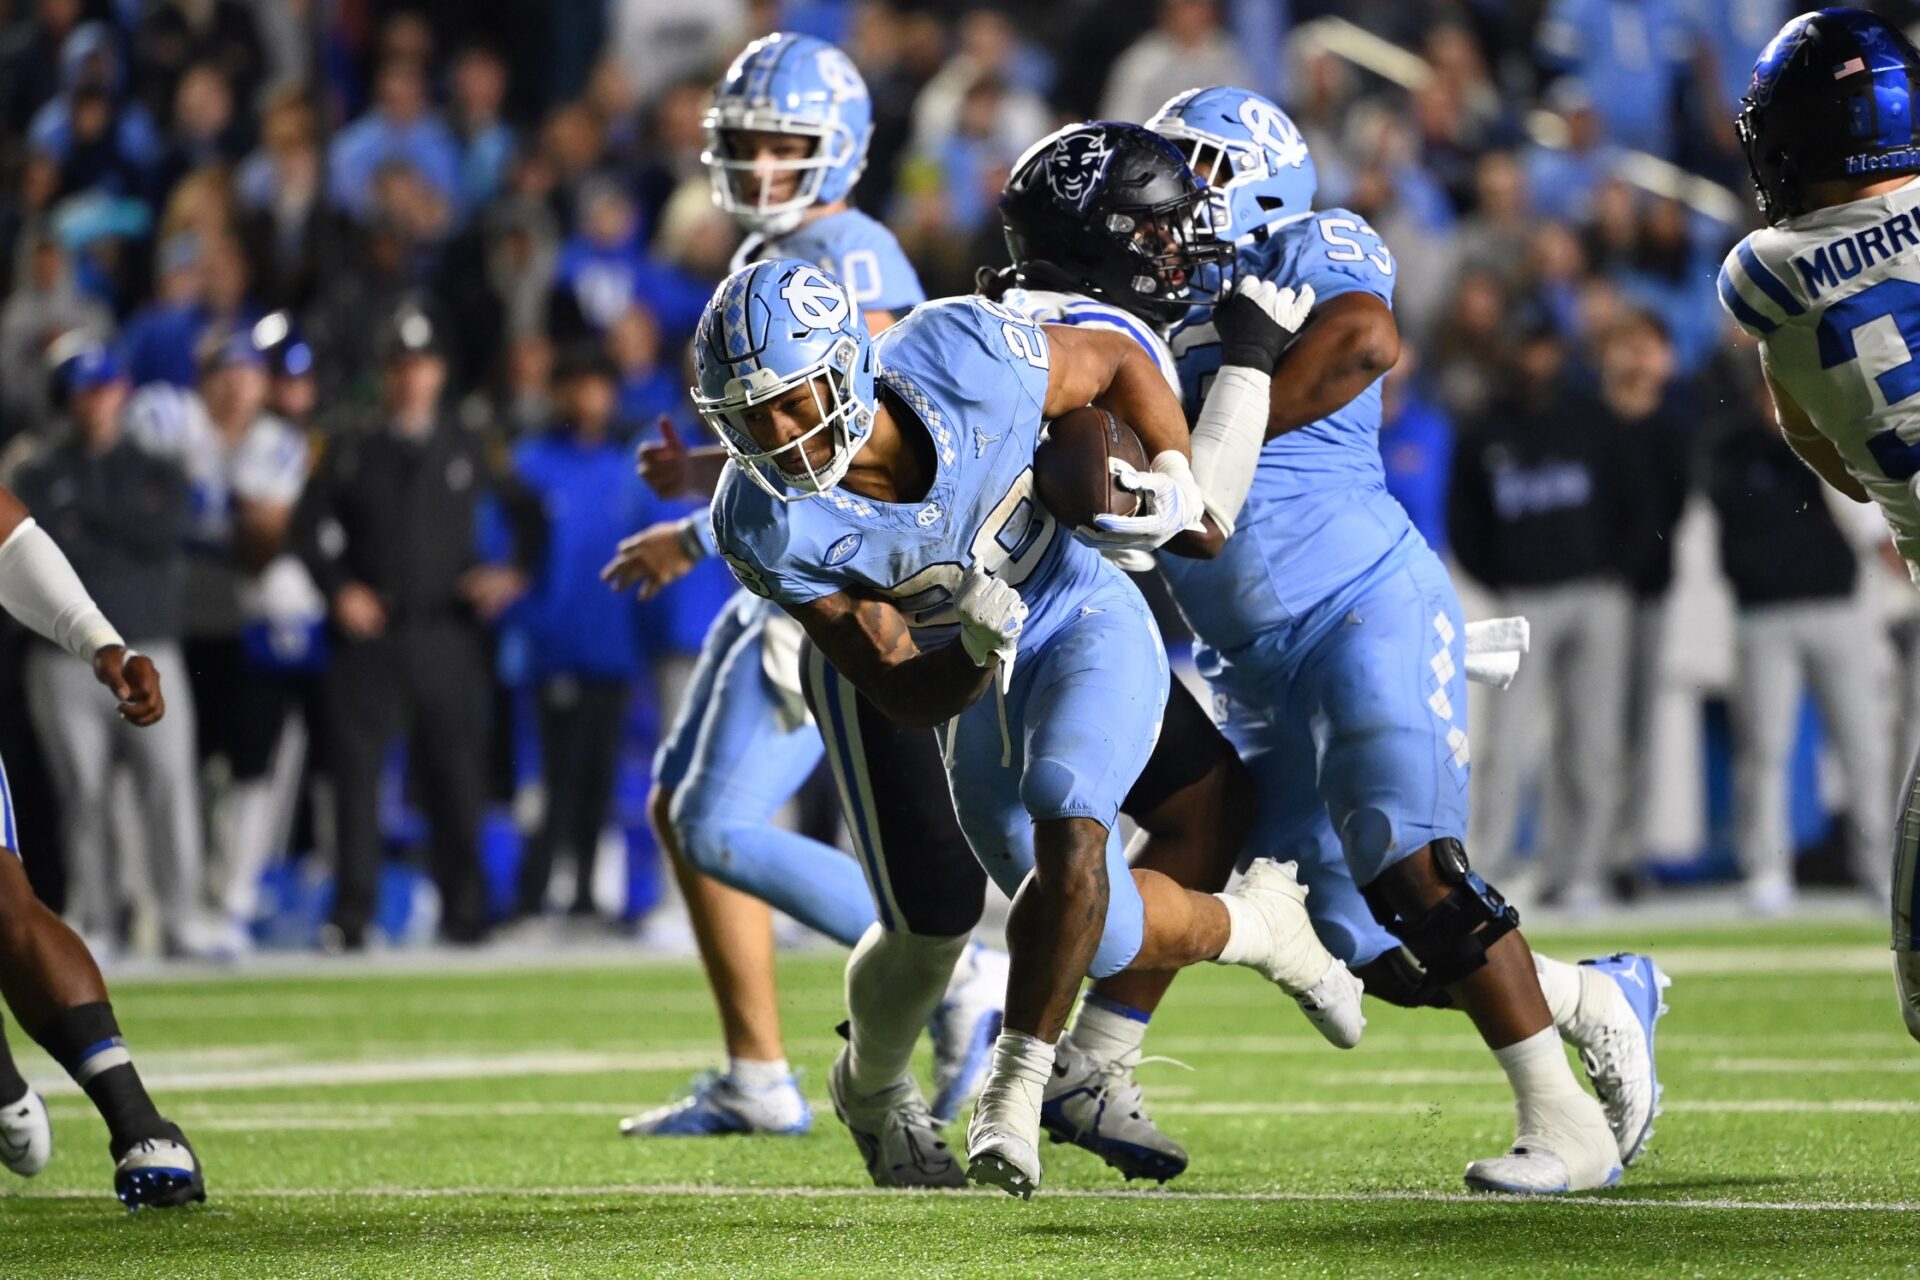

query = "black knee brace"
[1362,839,1518,994]
[1355,947,1455,1010]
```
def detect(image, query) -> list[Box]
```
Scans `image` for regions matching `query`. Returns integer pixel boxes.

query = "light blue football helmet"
[1148,87,1317,241]
[692,257,877,500]
[703,32,874,236]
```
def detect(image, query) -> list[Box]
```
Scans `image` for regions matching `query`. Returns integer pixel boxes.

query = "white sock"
[728,1056,791,1090]
[1532,954,1583,1029]
[975,1029,1055,1127]
[1492,1026,1617,1178]
[1067,993,1150,1066]
[844,924,969,1097]
[1210,890,1260,967]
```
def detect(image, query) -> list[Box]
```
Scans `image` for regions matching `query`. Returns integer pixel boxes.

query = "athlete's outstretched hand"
[94,645,164,726]
[638,417,691,498]
[602,521,696,599]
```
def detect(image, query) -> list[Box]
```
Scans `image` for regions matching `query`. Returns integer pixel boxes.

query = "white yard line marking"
[2,1183,1913,1213]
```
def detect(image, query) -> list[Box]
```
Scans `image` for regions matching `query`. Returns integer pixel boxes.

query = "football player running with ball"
[606,32,1009,1143]
[695,257,1361,1198]
[983,104,1668,1193]
[0,471,204,1208]
[1717,7,1920,1041]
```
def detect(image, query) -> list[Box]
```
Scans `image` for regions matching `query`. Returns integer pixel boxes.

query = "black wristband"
[1216,294,1293,372]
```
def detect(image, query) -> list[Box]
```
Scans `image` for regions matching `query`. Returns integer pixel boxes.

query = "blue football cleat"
[1576,952,1671,1167]
[114,1136,205,1209]
[1039,1040,1188,1184]
[619,1071,811,1137]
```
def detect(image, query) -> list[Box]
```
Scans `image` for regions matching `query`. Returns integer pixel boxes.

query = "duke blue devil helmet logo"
[691,258,877,501]
[1737,8,1920,225]
[703,32,874,236]
[1000,121,1235,324]
[1149,86,1317,242]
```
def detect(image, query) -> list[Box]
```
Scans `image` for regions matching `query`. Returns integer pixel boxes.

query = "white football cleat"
[1041,1038,1187,1183]
[0,1091,51,1177]
[1465,1088,1622,1195]
[966,1072,1045,1200]
[619,1071,810,1137]
[929,943,1007,1122]
[1563,953,1670,1166]
[827,1048,965,1189]
[1229,859,1366,1047]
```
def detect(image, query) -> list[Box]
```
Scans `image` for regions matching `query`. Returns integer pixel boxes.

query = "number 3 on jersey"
[1815,278,1920,477]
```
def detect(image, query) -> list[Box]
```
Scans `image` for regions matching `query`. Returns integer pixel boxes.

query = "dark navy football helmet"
[1737,7,1920,224]
[999,121,1235,324]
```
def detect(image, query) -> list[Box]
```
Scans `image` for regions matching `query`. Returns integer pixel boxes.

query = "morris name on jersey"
[1717,176,1920,574]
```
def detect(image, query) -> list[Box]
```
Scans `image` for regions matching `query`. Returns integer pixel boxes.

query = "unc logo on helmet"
[780,267,852,331]
[703,32,876,236]
[1150,86,1319,241]
[692,258,877,501]
[1237,98,1309,172]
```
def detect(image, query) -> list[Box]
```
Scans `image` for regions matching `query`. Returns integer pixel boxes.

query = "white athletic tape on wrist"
[0,519,124,661]
[1188,364,1271,540]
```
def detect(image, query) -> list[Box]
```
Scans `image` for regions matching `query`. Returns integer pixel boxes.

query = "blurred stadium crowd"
[0,0,1910,958]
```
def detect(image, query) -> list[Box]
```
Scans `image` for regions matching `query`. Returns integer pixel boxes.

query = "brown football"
[1032,405,1149,531]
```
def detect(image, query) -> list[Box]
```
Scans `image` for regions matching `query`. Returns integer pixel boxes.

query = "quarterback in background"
[1717,6,1920,1039]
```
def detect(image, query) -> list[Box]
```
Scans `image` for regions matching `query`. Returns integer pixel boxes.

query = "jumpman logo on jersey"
[974,427,1001,458]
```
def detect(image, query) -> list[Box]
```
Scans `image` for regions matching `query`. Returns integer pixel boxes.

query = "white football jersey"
[1718,176,1920,575]
[996,286,1181,394]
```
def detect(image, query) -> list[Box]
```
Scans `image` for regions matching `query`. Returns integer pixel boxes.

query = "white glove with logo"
[1081,450,1206,550]
[955,567,1028,671]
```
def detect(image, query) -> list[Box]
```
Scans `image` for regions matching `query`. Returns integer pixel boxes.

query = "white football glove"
[955,567,1028,671]
[1080,450,1206,550]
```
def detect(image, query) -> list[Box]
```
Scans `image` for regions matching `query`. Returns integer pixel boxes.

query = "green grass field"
[0,918,1912,1278]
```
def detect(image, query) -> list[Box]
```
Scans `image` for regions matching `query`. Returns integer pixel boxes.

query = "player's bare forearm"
[790,590,994,727]
[1043,324,1190,461]
[1764,360,1869,502]
[0,485,27,544]
[1784,429,1869,502]
[1264,293,1399,440]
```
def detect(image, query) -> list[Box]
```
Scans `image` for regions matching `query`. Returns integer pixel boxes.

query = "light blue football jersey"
[735,209,926,315]
[1162,208,1411,648]
[712,295,1117,657]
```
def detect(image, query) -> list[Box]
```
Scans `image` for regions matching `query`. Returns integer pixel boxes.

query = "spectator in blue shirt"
[1524,79,1627,224]
[327,58,461,222]
[122,232,257,387]
[1378,345,1455,558]
[548,177,708,347]
[28,21,164,185]
[1536,0,1690,159]
[449,44,517,220]
[506,348,651,918]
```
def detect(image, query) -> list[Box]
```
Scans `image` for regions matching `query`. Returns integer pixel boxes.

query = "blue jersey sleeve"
[789,212,927,314]
[710,467,841,607]
[1284,209,1398,310]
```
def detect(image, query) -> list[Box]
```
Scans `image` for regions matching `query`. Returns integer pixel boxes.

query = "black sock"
[29,1002,172,1154]
[0,1019,28,1107]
